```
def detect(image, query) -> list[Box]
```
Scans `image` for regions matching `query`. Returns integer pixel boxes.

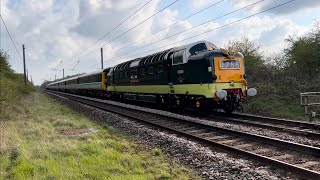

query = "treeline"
[230,23,320,119]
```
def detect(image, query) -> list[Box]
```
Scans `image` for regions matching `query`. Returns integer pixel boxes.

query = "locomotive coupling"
[247,88,257,96]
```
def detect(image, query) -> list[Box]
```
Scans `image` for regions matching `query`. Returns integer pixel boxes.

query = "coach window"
[140,68,145,76]
[148,67,154,74]
[173,50,185,65]
[157,65,164,73]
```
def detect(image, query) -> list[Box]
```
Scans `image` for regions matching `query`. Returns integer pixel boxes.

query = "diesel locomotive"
[46,40,257,113]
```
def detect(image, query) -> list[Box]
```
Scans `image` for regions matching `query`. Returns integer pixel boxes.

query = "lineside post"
[101,48,104,69]
[22,45,26,85]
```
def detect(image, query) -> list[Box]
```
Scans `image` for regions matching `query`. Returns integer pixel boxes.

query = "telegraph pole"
[55,75,56,81]
[63,69,64,78]
[100,48,104,69]
[26,69,28,81]
[22,45,26,85]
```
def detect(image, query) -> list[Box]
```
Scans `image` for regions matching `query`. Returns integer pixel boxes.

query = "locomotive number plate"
[220,60,240,69]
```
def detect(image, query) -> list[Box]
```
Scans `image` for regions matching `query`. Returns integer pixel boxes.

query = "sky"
[1,0,320,85]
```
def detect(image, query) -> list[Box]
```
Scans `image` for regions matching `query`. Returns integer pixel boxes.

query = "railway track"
[209,113,320,141]
[46,90,320,179]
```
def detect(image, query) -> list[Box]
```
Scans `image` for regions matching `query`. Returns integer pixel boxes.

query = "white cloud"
[189,0,212,9]
[209,16,308,55]
[229,0,320,15]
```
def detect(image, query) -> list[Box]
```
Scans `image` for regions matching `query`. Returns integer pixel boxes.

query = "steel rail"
[228,113,320,130]
[208,115,320,140]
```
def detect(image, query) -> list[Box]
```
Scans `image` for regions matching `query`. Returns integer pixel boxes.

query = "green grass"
[0,92,198,179]
[243,83,319,122]
[244,96,306,120]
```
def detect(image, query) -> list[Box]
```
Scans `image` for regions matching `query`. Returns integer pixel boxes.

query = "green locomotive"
[47,40,257,112]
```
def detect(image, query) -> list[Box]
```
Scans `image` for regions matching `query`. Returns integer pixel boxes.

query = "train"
[46,40,257,113]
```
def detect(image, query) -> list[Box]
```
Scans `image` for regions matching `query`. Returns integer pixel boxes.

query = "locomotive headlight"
[247,88,257,96]
[216,90,227,99]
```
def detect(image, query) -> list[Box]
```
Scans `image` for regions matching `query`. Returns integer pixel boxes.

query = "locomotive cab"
[213,48,257,112]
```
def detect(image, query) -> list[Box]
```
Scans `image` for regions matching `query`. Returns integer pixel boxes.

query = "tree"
[284,22,320,78]
[227,37,267,83]
[0,51,13,75]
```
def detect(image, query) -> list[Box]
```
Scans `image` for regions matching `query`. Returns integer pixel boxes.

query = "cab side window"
[189,43,207,55]
[173,50,185,65]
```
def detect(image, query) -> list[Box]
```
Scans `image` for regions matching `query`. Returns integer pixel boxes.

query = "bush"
[0,51,36,107]
[229,31,320,120]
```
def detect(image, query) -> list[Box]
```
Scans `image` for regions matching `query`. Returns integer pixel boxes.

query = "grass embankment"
[0,52,35,107]
[0,92,197,179]
[243,82,320,121]
[243,83,306,120]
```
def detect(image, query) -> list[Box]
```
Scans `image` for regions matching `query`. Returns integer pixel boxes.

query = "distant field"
[0,92,197,179]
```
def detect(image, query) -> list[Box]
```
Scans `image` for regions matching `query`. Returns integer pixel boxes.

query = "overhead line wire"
[98,0,180,50]
[97,0,295,67]
[70,0,153,62]
[0,14,23,60]
[107,0,225,57]
[72,0,180,70]
[52,60,63,70]
[96,0,264,66]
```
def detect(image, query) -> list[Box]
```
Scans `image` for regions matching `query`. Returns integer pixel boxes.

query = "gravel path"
[46,93,300,179]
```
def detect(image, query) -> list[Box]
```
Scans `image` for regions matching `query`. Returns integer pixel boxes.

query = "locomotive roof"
[171,40,216,51]
[187,50,218,61]
[111,40,218,71]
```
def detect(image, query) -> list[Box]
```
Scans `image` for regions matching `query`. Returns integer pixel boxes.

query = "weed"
[153,148,162,156]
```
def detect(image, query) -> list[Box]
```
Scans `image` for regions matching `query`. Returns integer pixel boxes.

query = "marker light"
[216,90,227,99]
[247,88,257,96]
